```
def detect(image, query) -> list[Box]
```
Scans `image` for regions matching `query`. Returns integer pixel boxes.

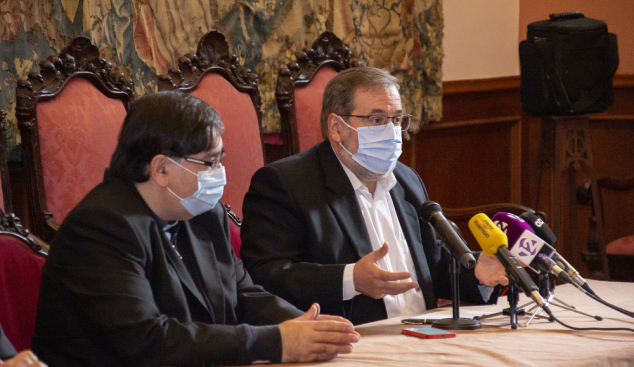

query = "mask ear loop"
[166,186,185,201]
[337,115,357,131]
[168,157,199,176]
[165,157,195,200]
[337,115,357,157]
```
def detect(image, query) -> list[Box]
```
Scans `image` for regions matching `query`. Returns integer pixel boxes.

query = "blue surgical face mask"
[166,158,226,217]
[338,116,403,175]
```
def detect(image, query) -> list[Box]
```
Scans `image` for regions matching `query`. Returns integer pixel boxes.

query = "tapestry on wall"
[0,0,443,160]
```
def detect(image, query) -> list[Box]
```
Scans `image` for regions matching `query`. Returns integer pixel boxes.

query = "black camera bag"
[519,12,619,116]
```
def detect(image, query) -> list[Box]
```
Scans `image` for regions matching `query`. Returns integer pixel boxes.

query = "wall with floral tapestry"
[0,0,443,162]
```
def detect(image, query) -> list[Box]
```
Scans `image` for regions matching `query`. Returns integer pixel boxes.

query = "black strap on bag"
[520,12,619,116]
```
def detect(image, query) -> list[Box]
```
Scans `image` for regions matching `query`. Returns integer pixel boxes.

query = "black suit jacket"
[32,175,303,367]
[241,141,496,325]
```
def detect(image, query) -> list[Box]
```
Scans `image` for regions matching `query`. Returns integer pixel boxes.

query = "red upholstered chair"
[0,212,47,352]
[276,31,362,157]
[16,37,133,241]
[158,30,264,257]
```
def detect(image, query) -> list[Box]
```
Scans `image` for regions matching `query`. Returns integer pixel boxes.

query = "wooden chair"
[578,175,634,281]
[0,110,11,214]
[16,36,133,241]
[276,31,362,157]
[0,211,47,352]
[158,30,262,257]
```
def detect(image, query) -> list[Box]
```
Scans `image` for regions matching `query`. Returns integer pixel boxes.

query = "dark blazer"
[241,141,496,325]
[32,175,303,367]
[0,324,17,360]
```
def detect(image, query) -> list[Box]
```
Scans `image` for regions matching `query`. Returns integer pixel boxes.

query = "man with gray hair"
[241,67,507,325]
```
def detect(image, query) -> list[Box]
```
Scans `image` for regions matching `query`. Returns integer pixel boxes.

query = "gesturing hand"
[279,303,359,363]
[0,351,48,367]
[353,242,418,299]
[475,252,509,287]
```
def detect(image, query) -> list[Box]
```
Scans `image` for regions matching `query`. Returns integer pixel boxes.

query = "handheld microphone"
[536,254,574,285]
[519,212,597,296]
[492,212,556,274]
[468,213,553,316]
[420,202,476,269]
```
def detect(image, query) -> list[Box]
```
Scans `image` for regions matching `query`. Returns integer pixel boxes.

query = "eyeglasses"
[183,150,226,171]
[338,114,411,131]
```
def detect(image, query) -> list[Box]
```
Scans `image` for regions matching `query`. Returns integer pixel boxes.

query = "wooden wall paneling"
[404,117,522,251]
[402,75,634,272]
[587,115,634,245]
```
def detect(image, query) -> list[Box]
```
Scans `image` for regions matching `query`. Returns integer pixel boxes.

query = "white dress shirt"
[338,159,427,318]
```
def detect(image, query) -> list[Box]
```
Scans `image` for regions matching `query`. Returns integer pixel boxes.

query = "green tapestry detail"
[0,0,443,159]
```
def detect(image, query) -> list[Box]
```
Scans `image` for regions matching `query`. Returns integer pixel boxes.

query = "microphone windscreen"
[520,212,557,245]
[491,212,534,244]
[420,201,441,224]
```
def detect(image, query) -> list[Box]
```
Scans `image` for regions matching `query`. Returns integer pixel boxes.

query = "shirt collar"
[154,214,179,233]
[332,145,397,193]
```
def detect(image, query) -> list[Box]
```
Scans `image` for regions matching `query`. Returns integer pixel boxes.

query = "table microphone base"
[432,317,481,330]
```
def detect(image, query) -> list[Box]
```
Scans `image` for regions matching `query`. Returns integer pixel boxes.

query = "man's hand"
[353,242,418,299]
[0,351,47,366]
[279,303,359,363]
[475,252,509,287]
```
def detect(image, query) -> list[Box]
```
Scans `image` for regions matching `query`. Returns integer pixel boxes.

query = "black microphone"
[420,202,476,269]
[520,212,597,296]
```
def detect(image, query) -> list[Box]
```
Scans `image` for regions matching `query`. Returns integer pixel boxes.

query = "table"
[266,280,634,366]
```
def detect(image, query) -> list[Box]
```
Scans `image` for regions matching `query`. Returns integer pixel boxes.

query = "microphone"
[519,212,597,296]
[492,212,574,285]
[491,213,562,277]
[536,254,574,285]
[420,202,476,269]
[468,213,553,316]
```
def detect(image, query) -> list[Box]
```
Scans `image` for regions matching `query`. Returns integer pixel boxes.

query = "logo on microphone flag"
[509,230,547,271]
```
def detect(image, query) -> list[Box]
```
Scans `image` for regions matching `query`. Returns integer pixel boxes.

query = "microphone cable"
[550,314,634,333]
[572,283,634,319]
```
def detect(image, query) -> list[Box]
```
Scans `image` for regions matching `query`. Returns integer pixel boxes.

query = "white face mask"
[166,158,226,217]
[338,116,403,175]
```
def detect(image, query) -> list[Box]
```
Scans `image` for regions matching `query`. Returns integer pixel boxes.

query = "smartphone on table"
[402,327,456,339]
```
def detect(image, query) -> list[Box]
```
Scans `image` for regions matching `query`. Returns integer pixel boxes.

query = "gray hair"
[320,67,399,140]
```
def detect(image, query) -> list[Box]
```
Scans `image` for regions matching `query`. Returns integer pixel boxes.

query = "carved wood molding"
[0,212,48,255]
[157,30,265,160]
[275,31,362,156]
[157,30,263,125]
[14,36,133,241]
[0,110,12,214]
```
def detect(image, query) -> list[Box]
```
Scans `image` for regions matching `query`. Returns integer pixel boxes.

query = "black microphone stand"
[431,255,481,330]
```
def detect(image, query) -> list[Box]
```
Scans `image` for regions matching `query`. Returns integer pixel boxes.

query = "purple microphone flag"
[492,212,555,273]
[492,212,534,241]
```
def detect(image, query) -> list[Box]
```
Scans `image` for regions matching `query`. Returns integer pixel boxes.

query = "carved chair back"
[16,37,133,241]
[276,31,362,156]
[0,212,47,351]
[158,30,263,222]
[0,110,10,213]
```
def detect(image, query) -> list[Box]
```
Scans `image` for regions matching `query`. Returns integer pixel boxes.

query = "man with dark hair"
[241,67,507,325]
[32,91,358,366]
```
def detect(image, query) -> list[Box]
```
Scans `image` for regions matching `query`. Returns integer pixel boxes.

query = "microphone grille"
[420,201,442,224]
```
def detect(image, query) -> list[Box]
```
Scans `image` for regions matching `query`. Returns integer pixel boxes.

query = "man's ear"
[149,155,170,187]
[327,113,344,143]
